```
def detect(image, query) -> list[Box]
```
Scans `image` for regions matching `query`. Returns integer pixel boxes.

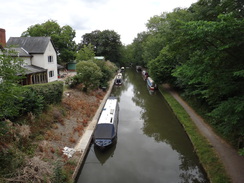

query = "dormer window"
[48,56,53,63]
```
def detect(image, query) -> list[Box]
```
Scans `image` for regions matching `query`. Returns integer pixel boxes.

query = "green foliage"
[0,147,25,176]
[93,60,117,88]
[81,30,122,63]
[0,48,25,119]
[148,46,176,84]
[209,96,244,137]
[20,89,44,115]
[129,32,149,66]
[76,43,95,61]
[21,20,77,64]
[74,61,103,91]
[239,148,244,156]
[23,81,64,107]
[51,161,70,183]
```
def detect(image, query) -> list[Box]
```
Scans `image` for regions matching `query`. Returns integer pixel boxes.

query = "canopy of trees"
[125,0,244,146]
[21,20,77,65]
[76,43,95,61]
[80,30,123,65]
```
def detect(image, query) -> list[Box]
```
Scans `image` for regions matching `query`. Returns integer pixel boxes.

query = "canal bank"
[72,77,115,180]
[159,84,244,183]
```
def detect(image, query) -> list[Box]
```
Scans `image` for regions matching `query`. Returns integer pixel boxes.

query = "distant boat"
[114,73,123,85]
[141,70,149,81]
[93,97,119,149]
[147,77,157,90]
[120,67,125,72]
[136,66,142,72]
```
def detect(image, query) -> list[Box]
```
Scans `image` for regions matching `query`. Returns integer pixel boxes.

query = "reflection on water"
[76,68,209,183]
[94,142,117,165]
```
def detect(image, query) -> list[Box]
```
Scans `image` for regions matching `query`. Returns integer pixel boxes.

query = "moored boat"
[93,97,119,149]
[147,77,157,90]
[114,73,123,85]
[120,67,125,72]
[142,70,149,81]
[136,66,142,72]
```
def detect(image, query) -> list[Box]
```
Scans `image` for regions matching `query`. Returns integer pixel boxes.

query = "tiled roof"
[7,37,51,54]
[10,47,32,57]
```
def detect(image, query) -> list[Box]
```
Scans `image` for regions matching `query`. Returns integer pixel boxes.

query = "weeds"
[69,137,76,143]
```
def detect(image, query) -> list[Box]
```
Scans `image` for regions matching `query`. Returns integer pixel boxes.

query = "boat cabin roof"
[147,77,154,83]
[116,73,122,79]
[98,97,118,125]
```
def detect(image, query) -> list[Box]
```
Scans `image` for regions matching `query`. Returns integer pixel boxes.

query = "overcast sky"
[1,0,198,45]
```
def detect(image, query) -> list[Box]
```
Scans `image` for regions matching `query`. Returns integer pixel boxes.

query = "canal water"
[76,68,209,183]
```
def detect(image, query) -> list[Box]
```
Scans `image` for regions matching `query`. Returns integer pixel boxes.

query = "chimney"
[0,28,6,47]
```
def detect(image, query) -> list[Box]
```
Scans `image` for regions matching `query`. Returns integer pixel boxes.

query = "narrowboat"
[142,70,149,81]
[93,97,119,149]
[120,67,125,72]
[114,73,123,85]
[136,66,142,72]
[147,77,157,90]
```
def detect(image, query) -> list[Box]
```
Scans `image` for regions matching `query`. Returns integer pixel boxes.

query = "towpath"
[162,84,244,183]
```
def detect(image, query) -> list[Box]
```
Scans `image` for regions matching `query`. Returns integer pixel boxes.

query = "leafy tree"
[93,60,117,88]
[76,43,95,61]
[80,30,122,64]
[188,0,244,21]
[148,46,176,84]
[119,45,133,67]
[129,32,149,67]
[74,61,102,91]
[172,13,244,138]
[0,48,25,119]
[21,20,77,65]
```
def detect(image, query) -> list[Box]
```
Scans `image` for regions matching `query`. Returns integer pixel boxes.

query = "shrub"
[24,81,64,106]
[20,89,44,115]
[93,60,117,88]
[74,61,102,91]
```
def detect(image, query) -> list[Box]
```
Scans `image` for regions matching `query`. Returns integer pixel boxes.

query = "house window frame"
[49,70,54,78]
[48,55,53,63]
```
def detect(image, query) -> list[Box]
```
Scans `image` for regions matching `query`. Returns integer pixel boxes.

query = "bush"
[74,61,102,91]
[24,81,64,106]
[93,60,117,88]
[20,89,44,115]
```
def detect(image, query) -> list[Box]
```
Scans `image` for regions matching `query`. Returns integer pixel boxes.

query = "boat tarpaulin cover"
[94,124,115,139]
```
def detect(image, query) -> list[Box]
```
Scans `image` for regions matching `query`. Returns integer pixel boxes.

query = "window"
[48,56,53,63]
[49,70,54,77]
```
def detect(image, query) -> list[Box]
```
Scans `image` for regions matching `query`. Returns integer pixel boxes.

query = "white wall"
[32,41,58,82]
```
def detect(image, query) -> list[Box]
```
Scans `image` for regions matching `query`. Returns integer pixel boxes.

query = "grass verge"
[158,85,230,183]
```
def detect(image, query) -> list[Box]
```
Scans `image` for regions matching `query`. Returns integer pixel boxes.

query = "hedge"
[20,81,64,116]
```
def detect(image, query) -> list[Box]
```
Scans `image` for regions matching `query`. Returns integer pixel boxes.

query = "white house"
[6,37,58,85]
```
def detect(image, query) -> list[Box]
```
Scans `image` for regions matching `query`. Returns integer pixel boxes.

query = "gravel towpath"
[162,84,244,183]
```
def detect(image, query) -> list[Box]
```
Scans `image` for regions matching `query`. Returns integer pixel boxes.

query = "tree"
[188,0,244,21]
[129,32,149,67]
[172,13,244,138]
[0,48,25,119]
[21,20,77,65]
[80,30,122,64]
[75,61,102,91]
[76,43,95,61]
